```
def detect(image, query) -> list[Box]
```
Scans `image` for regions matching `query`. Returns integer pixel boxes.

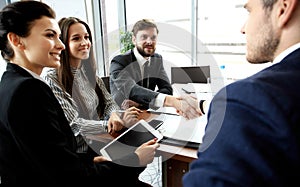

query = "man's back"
[183,48,300,186]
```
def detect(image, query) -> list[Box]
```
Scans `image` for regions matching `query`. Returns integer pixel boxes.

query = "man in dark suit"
[110,19,202,119]
[183,0,300,186]
[110,19,173,110]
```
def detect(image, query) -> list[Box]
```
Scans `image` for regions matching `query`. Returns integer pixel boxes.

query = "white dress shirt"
[133,47,167,108]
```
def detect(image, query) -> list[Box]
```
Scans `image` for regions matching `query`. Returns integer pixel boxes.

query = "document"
[155,111,207,144]
[181,83,212,93]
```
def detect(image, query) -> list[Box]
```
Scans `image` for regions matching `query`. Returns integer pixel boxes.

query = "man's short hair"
[131,19,159,36]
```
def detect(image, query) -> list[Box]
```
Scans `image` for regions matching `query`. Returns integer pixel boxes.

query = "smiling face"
[21,16,65,74]
[67,22,91,66]
[132,27,158,57]
[241,0,279,63]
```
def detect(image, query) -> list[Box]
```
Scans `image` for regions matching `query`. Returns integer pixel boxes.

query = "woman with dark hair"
[0,2,158,186]
[43,17,142,154]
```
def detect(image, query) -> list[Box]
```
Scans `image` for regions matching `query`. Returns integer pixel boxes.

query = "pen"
[116,110,126,118]
[182,88,195,94]
[147,110,179,116]
[181,88,210,94]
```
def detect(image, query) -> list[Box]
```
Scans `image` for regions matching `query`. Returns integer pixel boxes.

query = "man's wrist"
[164,96,177,107]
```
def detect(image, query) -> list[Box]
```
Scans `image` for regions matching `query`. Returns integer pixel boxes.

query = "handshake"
[171,94,207,120]
[121,94,208,120]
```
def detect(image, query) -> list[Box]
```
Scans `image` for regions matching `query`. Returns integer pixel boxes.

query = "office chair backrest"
[101,76,110,93]
[171,66,210,84]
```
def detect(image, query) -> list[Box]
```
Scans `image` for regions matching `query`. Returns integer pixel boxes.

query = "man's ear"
[277,0,298,28]
[7,32,25,50]
[131,35,136,44]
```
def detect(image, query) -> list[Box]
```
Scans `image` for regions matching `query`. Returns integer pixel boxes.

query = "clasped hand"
[107,107,142,137]
[176,94,203,120]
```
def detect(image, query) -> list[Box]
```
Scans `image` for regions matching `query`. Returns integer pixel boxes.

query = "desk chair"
[171,66,210,84]
[101,76,110,93]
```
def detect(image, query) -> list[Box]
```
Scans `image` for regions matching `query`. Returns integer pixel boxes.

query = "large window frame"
[0,0,271,81]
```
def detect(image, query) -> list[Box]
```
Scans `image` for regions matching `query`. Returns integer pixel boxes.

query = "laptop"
[171,66,210,84]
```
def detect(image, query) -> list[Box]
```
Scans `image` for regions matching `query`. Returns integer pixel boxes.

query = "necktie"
[143,61,149,88]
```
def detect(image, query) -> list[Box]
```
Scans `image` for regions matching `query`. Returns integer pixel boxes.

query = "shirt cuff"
[153,93,166,108]
[199,100,205,114]
[199,98,211,115]
[76,118,107,135]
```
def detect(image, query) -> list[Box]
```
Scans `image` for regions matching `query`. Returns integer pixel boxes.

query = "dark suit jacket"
[183,48,300,186]
[0,63,144,187]
[109,49,173,109]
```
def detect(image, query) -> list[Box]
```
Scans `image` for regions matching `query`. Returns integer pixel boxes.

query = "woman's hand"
[122,107,142,128]
[121,99,140,109]
[134,138,160,166]
[93,156,109,163]
[107,107,142,137]
[107,112,125,137]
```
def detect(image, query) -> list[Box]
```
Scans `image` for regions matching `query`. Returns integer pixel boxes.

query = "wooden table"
[157,142,197,187]
[86,110,198,187]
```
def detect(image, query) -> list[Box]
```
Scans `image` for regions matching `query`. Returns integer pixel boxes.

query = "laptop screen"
[171,66,210,84]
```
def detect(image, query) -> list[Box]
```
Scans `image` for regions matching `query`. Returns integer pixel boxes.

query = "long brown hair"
[58,17,105,118]
[58,17,97,94]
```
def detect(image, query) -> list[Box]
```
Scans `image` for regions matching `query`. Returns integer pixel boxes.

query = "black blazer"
[109,49,173,109]
[0,63,143,187]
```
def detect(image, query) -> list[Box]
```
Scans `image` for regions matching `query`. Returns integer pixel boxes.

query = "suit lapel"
[128,50,143,83]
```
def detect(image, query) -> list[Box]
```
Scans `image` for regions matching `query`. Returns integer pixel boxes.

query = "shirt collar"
[19,65,47,83]
[133,47,151,67]
[273,42,300,64]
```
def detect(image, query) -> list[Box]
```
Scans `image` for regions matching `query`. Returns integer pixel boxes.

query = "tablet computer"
[100,119,163,161]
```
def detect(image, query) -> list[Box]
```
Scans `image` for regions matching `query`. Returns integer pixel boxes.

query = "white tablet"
[100,119,163,161]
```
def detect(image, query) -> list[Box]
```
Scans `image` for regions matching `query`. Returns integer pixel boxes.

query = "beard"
[246,18,279,64]
[136,45,155,57]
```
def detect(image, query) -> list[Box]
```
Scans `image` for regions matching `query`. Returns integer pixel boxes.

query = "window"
[0,0,271,81]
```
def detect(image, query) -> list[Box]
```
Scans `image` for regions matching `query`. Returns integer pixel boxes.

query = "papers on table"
[172,83,214,101]
[181,83,212,94]
[153,108,207,144]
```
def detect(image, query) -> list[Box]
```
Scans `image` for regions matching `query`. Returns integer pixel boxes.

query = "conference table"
[136,110,199,187]
[85,109,204,187]
[85,83,215,187]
